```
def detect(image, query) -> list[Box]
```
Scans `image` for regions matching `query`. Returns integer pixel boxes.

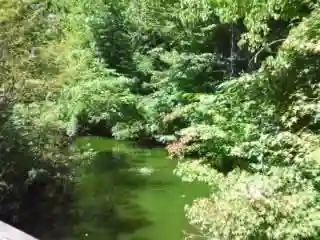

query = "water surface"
[68,137,207,240]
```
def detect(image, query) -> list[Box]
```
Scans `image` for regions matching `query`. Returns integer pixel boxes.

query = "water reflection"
[70,149,155,240]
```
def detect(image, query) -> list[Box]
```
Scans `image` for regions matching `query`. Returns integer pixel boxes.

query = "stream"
[50,136,207,240]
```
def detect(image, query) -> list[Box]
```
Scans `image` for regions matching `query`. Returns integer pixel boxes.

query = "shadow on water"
[67,148,166,240]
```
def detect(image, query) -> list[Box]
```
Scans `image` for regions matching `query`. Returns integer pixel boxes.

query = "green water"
[67,136,207,240]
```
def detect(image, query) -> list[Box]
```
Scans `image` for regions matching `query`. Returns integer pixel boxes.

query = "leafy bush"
[175,161,320,240]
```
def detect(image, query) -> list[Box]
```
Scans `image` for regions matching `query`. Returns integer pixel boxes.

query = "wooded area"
[1,0,319,239]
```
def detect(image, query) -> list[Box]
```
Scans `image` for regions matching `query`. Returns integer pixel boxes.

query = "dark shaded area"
[73,118,165,148]
[70,150,153,239]
[77,120,113,138]
[134,138,166,149]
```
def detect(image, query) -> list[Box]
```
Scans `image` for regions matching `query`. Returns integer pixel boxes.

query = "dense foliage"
[1,0,320,239]
[0,0,90,235]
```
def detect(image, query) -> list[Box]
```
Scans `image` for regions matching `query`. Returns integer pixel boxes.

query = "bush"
[175,161,320,240]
